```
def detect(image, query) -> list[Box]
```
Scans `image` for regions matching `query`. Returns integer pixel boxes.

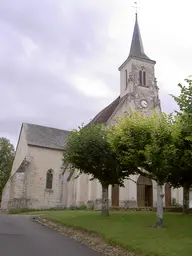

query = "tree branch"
[127,177,137,184]
[61,163,69,175]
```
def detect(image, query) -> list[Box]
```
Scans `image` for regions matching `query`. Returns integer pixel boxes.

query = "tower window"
[143,71,146,86]
[139,70,147,86]
[125,69,128,90]
[139,70,142,85]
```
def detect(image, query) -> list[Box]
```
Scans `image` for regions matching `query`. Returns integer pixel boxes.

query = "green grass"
[21,210,192,256]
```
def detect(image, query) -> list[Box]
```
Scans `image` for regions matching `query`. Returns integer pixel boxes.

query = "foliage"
[40,210,192,256]
[171,78,192,113]
[108,111,152,175]
[169,78,192,213]
[167,116,192,188]
[170,77,192,140]
[63,123,134,216]
[108,111,174,184]
[108,111,176,227]
[63,124,132,187]
[8,208,66,215]
[0,137,15,200]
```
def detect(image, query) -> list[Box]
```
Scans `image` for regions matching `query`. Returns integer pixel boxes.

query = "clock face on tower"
[140,99,148,108]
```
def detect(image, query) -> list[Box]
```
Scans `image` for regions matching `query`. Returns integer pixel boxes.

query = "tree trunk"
[101,184,109,217]
[154,183,164,228]
[183,183,190,214]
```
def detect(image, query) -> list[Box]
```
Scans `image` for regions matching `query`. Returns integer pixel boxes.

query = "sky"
[0,0,192,147]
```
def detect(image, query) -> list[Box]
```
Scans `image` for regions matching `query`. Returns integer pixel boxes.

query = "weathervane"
[133,1,138,15]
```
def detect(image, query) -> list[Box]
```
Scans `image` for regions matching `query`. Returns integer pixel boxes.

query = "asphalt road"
[0,213,101,256]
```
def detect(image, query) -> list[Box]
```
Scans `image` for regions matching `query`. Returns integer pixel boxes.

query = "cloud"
[0,0,191,147]
[0,0,111,146]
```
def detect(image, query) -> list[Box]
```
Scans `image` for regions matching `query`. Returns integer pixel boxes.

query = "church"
[1,14,183,210]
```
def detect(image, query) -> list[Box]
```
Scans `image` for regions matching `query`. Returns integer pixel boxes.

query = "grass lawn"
[24,210,192,256]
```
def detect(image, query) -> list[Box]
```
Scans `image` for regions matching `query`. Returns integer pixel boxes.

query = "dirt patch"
[33,216,135,256]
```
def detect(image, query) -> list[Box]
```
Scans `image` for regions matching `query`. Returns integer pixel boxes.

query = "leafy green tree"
[171,77,192,140]
[108,111,175,227]
[63,124,132,217]
[167,117,192,214]
[169,78,192,213]
[0,137,15,201]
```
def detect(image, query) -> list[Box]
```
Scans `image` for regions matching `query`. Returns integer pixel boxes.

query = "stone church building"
[1,14,183,210]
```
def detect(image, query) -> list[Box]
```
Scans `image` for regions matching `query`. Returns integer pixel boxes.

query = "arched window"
[139,70,147,86]
[125,69,128,89]
[46,169,53,189]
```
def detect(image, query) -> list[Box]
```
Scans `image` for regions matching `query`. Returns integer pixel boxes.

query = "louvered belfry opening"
[137,175,153,207]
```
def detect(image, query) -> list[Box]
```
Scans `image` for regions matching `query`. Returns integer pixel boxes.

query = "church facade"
[1,14,183,210]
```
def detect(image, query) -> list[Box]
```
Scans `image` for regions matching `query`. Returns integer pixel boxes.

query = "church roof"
[24,123,70,150]
[128,14,151,61]
[88,96,120,125]
[118,14,155,70]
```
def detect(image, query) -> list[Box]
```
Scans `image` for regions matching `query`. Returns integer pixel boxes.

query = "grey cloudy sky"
[0,0,191,147]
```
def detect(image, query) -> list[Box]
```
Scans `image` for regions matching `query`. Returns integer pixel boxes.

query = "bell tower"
[118,12,161,114]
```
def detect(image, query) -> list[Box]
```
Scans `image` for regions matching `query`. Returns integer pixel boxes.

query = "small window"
[139,70,142,85]
[46,169,53,189]
[125,69,128,89]
[143,71,146,86]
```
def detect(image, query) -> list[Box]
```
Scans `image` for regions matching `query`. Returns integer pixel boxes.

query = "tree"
[167,118,192,214]
[108,111,175,227]
[63,124,132,217]
[171,77,192,140]
[170,78,192,214]
[0,137,15,201]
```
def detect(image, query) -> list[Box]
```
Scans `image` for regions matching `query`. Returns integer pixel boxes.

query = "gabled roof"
[88,96,120,125]
[23,123,70,150]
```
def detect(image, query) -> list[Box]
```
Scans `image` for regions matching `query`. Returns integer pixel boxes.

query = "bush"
[8,208,36,214]
[68,205,87,210]
[110,206,184,213]
[8,207,66,214]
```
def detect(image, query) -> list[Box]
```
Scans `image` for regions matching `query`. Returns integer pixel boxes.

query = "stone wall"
[1,179,11,209]
[3,172,26,210]
[11,124,28,176]
[23,145,64,209]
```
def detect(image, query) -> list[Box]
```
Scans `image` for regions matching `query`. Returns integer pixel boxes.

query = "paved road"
[0,213,101,256]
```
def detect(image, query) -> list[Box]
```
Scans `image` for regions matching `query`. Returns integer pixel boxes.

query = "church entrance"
[165,183,172,207]
[111,184,119,207]
[137,175,153,207]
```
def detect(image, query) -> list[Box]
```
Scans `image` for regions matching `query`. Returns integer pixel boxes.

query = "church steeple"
[128,14,151,61]
[118,13,155,71]
[119,9,159,103]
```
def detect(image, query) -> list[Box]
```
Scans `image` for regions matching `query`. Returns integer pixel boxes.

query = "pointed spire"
[128,13,151,61]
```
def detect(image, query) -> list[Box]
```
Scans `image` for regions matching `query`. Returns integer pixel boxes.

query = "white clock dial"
[140,99,148,108]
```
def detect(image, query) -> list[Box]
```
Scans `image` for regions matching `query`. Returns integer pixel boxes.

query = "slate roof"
[88,96,120,125]
[24,123,70,150]
[128,14,152,61]
[118,14,155,71]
